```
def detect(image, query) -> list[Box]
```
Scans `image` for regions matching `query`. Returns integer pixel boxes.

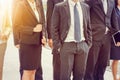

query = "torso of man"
[87,0,115,40]
[65,0,85,42]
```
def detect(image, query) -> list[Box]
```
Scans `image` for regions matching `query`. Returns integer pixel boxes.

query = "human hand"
[33,24,42,32]
[48,39,53,49]
[15,44,20,49]
[116,42,120,47]
[42,36,46,46]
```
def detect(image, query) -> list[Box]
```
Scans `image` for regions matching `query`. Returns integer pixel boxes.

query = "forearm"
[46,0,54,39]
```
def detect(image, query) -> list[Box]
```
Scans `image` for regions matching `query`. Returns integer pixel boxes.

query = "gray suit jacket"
[51,1,92,52]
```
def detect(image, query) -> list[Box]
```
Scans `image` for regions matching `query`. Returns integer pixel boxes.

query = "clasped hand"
[116,42,120,47]
[33,24,42,32]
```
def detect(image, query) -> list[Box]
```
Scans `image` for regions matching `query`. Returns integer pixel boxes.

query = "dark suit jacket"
[13,0,45,45]
[51,1,92,51]
[85,0,119,41]
[116,8,120,29]
[46,0,64,39]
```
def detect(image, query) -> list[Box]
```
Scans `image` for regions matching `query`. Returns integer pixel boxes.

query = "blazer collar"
[36,0,42,23]
[63,0,71,27]
[99,0,112,15]
[24,0,39,22]
[80,2,86,27]
[106,0,113,15]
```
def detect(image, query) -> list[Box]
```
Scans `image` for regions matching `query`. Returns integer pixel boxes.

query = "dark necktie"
[74,4,80,42]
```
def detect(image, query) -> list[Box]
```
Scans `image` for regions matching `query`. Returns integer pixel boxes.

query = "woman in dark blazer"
[13,0,46,80]
[110,0,120,80]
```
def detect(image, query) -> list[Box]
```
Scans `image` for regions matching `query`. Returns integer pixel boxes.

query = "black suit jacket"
[116,8,120,29]
[46,0,64,39]
[85,0,119,41]
[51,1,92,50]
[13,0,45,45]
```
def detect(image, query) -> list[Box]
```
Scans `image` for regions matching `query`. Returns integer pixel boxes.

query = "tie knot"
[75,3,77,7]
[74,3,78,10]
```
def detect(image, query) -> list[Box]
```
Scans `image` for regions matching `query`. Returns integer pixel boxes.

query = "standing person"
[51,0,92,79]
[84,0,119,80]
[110,0,120,80]
[46,0,65,80]
[12,0,44,80]
[13,0,46,80]
[0,0,12,80]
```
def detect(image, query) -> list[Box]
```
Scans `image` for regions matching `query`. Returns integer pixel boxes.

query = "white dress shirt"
[118,6,120,11]
[102,0,108,14]
[27,0,39,21]
[65,0,85,42]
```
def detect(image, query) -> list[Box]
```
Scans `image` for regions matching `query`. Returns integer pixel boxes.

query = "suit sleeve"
[13,4,22,45]
[39,0,46,38]
[87,6,92,47]
[111,6,119,33]
[46,0,54,39]
[51,5,61,50]
[13,3,34,45]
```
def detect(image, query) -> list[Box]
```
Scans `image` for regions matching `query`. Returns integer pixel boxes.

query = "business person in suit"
[0,1,11,80]
[46,0,65,80]
[84,0,119,80]
[12,0,44,80]
[13,0,46,80]
[110,0,120,80]
[51,0,92,79]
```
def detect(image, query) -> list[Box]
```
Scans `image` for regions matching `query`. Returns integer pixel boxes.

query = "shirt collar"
[68,0,80,7]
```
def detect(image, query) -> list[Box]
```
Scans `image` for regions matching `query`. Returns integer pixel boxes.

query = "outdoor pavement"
[2,34,119,80]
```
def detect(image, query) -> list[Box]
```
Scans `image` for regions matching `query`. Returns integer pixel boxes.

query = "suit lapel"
[63,1,71,28]
[100,0,112,15]
[80,2,86,31]
[24,0,38,22]
[117,8,120,16]
[36,0,41,23]
[106,0,113,16]
[98,0,106,15]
